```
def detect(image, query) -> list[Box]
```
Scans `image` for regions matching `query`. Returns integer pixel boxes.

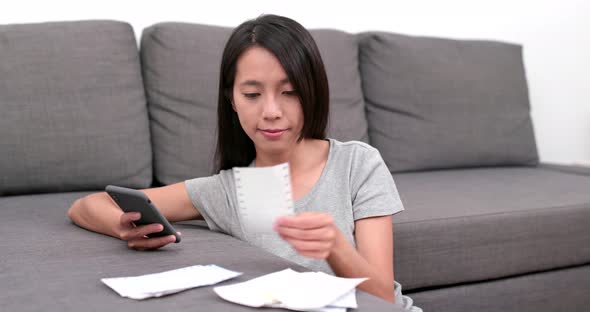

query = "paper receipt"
[233,162,294,233]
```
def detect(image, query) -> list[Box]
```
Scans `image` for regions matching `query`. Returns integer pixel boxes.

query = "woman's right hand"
[118,212,179,250]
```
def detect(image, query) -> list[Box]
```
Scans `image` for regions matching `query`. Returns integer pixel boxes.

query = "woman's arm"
[274,213,395,303]
[67,182,200,249]
[327,215,394,302]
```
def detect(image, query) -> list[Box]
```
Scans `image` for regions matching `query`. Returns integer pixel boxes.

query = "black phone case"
[105,185,181,243]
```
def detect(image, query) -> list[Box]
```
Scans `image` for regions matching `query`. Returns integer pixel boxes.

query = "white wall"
[3,0,589,165]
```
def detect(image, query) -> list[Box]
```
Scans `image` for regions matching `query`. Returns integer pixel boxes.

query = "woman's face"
[232,46,304,155]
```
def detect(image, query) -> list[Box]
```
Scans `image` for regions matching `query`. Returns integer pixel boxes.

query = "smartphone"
[105,185,181,243]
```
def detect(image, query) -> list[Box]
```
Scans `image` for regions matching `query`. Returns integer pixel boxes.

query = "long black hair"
[215,14,330,172]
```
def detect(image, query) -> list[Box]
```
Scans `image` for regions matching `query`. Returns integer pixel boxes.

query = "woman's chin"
[254,136,295,155]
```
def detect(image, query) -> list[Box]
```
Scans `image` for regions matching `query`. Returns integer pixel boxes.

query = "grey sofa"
[1,20,589,312]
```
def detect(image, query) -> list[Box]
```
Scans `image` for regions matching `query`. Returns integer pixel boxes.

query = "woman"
[68,14,418,310]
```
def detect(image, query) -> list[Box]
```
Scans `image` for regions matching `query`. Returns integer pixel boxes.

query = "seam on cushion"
[403,262,590,294]
[537,163,590,177]
[393,202,590,225]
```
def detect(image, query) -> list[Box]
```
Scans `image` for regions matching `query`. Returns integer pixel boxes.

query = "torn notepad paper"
[101,264,241,300]
[214,268,367,312]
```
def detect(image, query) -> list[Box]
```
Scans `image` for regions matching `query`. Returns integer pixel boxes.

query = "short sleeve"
[351,146,404,221]
[184,173,234,234]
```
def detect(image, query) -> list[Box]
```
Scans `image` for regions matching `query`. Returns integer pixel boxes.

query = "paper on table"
[213,268,367,311]
[101,264,241,300]
[284,289,358,312]
[233,162,294,233]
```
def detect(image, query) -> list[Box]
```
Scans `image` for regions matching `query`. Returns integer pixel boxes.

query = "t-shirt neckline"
[294,138,333,208]
[249,138,334,209]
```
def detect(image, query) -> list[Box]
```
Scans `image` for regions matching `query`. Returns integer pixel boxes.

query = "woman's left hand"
[274,212,340,259]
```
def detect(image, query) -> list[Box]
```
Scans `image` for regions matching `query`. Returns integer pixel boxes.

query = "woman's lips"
[259,128,287,139]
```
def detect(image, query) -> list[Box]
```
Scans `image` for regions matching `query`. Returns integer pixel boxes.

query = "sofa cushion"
[358,32,538,172]
[0,192,394,311]
[391,166,590,290]
[0,20,152,195]
[141,22,368,184]
[410,265,590,312]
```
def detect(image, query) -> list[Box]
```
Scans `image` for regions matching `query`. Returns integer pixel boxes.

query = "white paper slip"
[233,162,294,233]
[213,268,367,311]
[101,264,242,300]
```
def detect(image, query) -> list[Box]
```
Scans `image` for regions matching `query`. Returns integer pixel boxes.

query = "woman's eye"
[283,90,297,96]
[243,93,260,98]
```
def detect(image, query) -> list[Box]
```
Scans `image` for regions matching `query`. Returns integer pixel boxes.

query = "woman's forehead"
[235,46,291,86]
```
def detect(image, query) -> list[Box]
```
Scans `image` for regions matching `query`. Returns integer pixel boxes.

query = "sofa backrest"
[358,32,539,172]
[0,19,540,195]
[141,22,368,185]
[0,20,152,195]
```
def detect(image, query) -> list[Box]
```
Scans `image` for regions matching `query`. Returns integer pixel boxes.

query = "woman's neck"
[254,139,324,173]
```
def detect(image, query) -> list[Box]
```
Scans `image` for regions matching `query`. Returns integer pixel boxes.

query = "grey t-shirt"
[185,139,404,273]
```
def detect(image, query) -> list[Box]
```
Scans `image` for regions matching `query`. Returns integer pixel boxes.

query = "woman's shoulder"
[328,138,382,160]
[185,168,236,192]
[326,139,387,178]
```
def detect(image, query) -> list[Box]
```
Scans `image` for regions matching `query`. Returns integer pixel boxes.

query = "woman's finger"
[276,213,333,230]
[120,212,141,227]
[120,223,163,241]
[298,250,330,259]
[275,225,334,241]
[128,235,176,250]
[282,237,333,253]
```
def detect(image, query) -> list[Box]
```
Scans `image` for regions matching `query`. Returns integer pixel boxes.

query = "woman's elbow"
[67,197,84,223]
[360,277,395,303]
[381,284,396,304]
[373,278,396,303]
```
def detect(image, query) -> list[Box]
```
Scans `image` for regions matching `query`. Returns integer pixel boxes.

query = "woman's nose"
[262,96,282,119]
